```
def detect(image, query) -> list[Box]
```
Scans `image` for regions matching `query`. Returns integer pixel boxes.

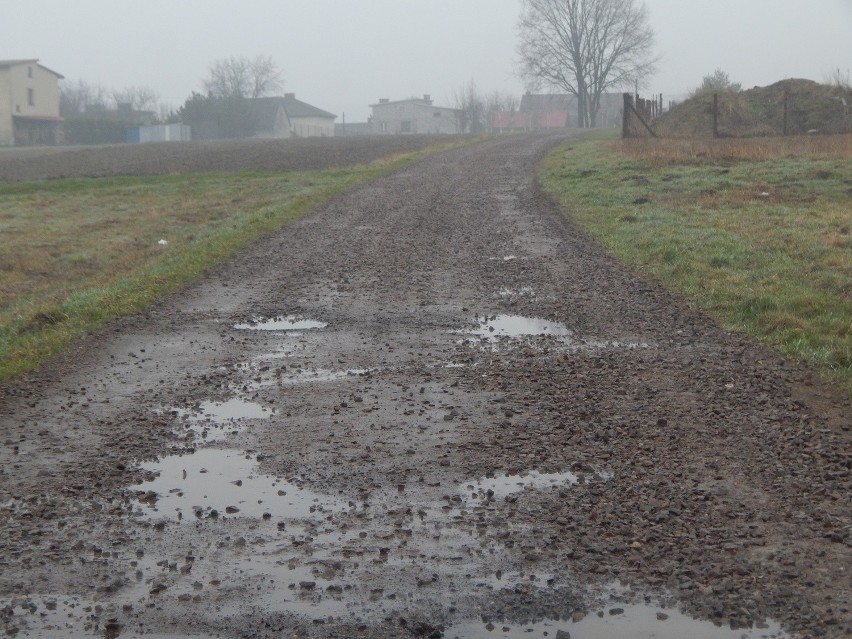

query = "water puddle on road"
[448,603,790,639]
[234,316,327,331]
[170,399,272,442]
[0,594,222,639]
[461,470,580,504]
[236,366,374,390]
[459,315,573,339]
[130,449,351,522]
[498,286,536,298]
[456,315,652,352]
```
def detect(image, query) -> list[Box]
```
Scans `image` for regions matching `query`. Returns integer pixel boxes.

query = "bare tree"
[451,79,487,133]
[484,90,519,133]
[59,79,110,116]
[518,0,656,127]
[826,67,851,90]
[203,55,282,99]
[112,86,160,111]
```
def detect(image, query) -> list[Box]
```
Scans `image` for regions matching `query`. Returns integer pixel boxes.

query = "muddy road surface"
[1,132,849,639]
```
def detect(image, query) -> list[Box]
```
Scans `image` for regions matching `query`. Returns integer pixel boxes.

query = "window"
[401,120,411,133]
[380,122,388,132]
[434,112,441,118]
[27,66,33,78]
[27,89,34,106]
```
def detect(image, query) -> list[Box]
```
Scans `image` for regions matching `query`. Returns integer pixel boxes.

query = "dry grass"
[616,134,852,165]
[541,132,852,393]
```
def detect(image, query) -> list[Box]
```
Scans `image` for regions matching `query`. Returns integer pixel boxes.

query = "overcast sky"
[3,0,850,121]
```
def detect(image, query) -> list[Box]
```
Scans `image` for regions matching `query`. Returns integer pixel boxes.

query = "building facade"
[370,95,459,135]
[0,59,63,146]
[282,93,336,137]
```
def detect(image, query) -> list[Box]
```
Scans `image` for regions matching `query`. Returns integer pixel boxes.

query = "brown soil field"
[0,134,452,181]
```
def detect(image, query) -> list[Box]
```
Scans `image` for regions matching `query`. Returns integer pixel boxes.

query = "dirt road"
[0,133,849,639]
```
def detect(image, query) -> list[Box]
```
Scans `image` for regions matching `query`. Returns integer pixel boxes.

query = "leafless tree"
[826,67,851,90]
[112,86,160,111]
[203,55,283,99]
[518,0,656,127]
[484,90,519,133]
[452,79,487,133]
[59,79,110,116]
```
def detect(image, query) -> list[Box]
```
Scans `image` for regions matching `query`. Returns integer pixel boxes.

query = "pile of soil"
[656,79,852,137]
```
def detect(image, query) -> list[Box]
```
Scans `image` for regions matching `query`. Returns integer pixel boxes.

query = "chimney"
[284,92,295,100]
[423,94,431,103]
[379,98,389,103]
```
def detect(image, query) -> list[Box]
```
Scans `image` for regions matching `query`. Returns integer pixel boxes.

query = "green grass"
[0,140,472,380]
[539,132,852,393]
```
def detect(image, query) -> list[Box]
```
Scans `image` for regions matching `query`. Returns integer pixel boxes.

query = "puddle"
[498,287,536,298]
[230,364,374,391]
[131,449,351,521]
[461,470,580,504]
[234,316,327,331]
[456,315,652,352]
[460,315,573,339]
[270,368,373,388]
[170,399,272,442]
[448,603,790,638]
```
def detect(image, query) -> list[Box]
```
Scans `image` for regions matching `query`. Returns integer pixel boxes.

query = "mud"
[0,132,849,638]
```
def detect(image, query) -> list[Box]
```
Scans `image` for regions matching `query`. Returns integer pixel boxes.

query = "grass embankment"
[0,141,470,380]
[540,133,852,393]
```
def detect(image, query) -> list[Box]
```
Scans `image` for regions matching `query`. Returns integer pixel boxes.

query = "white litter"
[157,239,168,245]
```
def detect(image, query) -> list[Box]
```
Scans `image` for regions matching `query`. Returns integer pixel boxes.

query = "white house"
[370,95,459,135]
[0,59,64,146]
[251,93,336,138]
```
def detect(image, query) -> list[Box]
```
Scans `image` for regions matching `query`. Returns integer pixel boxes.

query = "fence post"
[622,93,631,138]
[712,93,719,138]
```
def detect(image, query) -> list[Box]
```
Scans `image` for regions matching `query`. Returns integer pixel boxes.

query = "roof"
[370,97,432,107]
[520,93,573,113]
[250,98,290,130]
[12,114,63,122]
[0,59,64,78]
[493,110,568,129]
[280,95,336,119]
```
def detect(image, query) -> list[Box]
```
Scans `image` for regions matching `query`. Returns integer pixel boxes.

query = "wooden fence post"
[622,93,631,138]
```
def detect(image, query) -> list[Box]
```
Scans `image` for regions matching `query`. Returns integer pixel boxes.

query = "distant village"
[0,59,623,147]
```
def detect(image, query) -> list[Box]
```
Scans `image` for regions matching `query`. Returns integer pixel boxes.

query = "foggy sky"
[3,0,850,122]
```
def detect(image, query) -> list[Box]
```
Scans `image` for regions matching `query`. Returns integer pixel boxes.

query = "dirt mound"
[0,134,450,182]
[656,78,852,137]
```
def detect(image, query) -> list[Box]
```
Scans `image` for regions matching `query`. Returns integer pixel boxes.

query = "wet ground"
[0,132,849,638]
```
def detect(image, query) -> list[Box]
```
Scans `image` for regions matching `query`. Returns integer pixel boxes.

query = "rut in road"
[0,132,848,639]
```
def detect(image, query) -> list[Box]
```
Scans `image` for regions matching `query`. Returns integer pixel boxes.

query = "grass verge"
[0,139,475,380]
[539,132,851,394]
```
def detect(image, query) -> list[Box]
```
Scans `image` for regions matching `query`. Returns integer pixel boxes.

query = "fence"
[623,81,852,138]
[622,93,662,138]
